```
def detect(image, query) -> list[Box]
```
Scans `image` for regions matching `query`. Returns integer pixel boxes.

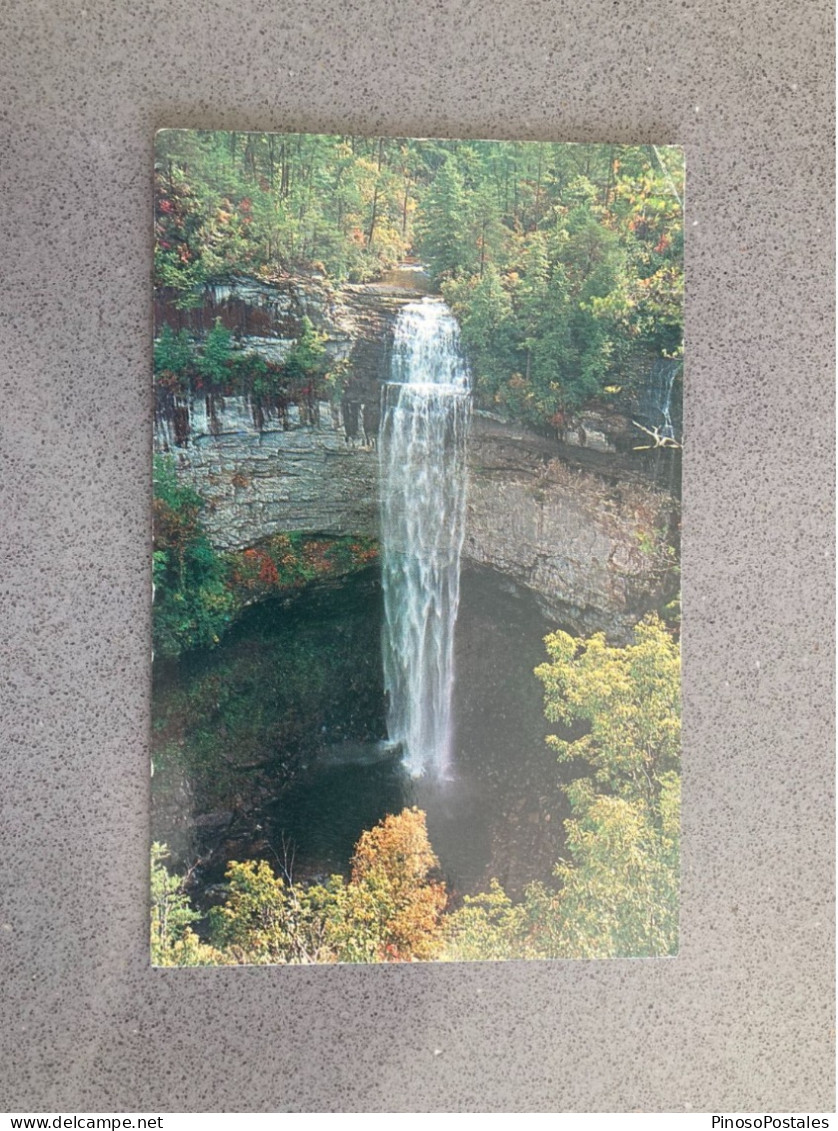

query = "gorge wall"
[463,416,678,635]
[155,275,679,637]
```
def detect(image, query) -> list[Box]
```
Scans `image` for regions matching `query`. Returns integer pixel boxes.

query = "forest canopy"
[155,131,683,426]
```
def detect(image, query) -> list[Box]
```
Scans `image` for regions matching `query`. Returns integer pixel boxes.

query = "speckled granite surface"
[0,0,833,1113]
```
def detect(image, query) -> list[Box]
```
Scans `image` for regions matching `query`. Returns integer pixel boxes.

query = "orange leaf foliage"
[350,807,448,961]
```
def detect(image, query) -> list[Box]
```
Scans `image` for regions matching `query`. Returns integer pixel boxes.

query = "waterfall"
[658,361,678,440]
[379,299,471,778]
[637,357,683,442]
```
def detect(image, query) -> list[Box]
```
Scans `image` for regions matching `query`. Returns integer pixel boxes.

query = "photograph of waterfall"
[151,130,683,964]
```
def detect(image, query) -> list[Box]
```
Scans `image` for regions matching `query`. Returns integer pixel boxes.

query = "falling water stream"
[638,357,683,442]
[379,299,471,778]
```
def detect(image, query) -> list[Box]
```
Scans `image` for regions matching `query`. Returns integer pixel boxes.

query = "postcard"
[151,130,683,964]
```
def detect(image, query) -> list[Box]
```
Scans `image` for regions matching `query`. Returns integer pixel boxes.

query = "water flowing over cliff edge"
[154,272,679,639]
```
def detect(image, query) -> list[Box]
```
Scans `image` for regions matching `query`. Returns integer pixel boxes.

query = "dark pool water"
[153,565,575,901]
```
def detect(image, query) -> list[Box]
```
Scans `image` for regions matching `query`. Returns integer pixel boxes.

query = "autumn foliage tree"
[154,808,448,966]
[529,614,681,957]
[443,615,681,961]
[327,807,448,962]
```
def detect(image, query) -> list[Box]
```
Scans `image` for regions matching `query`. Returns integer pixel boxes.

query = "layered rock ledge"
[155,274,679,637]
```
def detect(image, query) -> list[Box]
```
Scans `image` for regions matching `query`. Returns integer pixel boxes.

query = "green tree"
[443,616,680,962]
[152,455,234,658]
[471,180,508,277]
[530,615,681,957]
[441,880,530,962]
[151,842,200,964]
[415,157,472,280]
[153,157,210,306]
[444,265,516,404]
[521,774,680,958]
[209,858,335,964]
[283,316,329,387]
[153,324,193,378]
[196,318,234,387]
[536,615,680,798]
[199,808,447,965]
[151,843,227,966]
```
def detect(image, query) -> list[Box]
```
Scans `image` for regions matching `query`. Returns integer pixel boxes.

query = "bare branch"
[632,421,682,451]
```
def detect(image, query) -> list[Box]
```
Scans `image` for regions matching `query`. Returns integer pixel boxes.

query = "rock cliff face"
[155,272,420,412]
[155,275,679,637]
[158,397,677,637]
[160,396,380,547]
[154,273,407,547]
[463,415,678,635]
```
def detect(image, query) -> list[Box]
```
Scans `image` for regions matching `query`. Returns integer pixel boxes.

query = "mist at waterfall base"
[274,569,571,898]
[379,299,471,779]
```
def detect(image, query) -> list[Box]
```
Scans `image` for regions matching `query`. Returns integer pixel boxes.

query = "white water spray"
[379,299,471,778]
